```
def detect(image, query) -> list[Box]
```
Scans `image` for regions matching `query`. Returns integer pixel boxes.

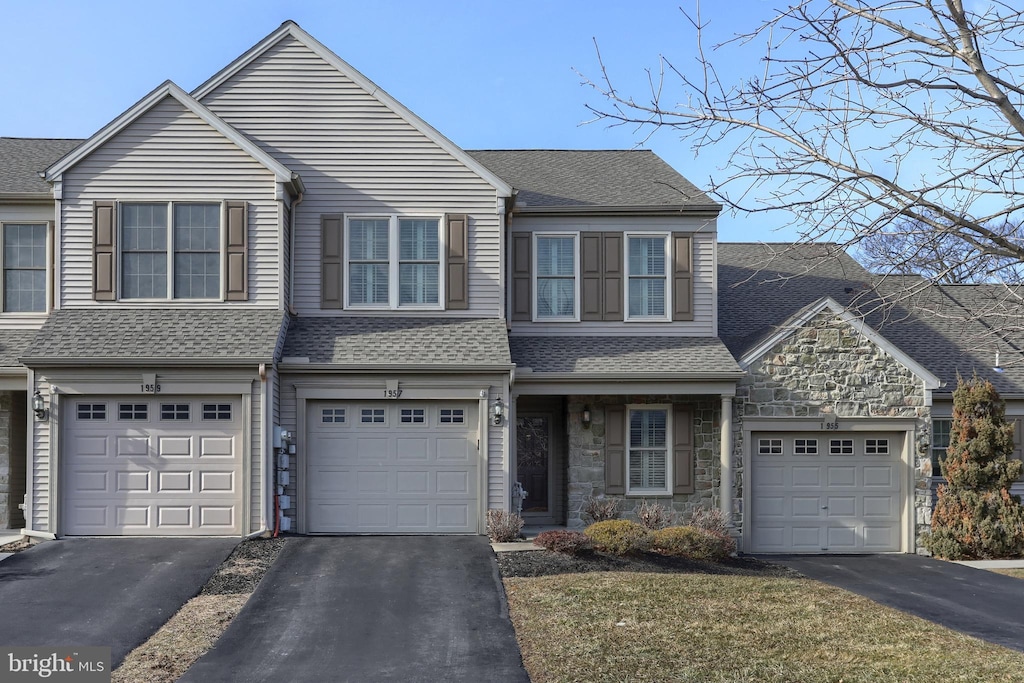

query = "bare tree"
[582,0,1024,276]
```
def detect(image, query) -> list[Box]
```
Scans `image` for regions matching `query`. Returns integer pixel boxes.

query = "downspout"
[246,362,272,539]
[288,190,305,316]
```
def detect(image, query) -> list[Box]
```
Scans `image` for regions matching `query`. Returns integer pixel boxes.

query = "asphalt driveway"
[769,554,1024,652]
[180,536,529,683]
[0,537,237,665]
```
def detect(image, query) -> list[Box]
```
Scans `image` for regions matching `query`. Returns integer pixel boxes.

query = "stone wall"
[735,312,932,549]
[0,392,14,528]
[565,395,720,529]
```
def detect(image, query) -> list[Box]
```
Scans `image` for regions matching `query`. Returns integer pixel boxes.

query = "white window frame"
[344,214,444,311]
[626,403,672,495]
[117,200,226,302]
[624,232,671,322]
[532,232,580,322]
[0,221,51,315]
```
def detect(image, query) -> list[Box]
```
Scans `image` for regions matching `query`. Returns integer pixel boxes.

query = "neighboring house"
[1,21,1020,553]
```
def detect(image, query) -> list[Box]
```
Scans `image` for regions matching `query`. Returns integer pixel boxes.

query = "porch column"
[720,395,734,525]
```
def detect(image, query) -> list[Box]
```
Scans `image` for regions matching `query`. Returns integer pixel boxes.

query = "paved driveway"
[0,537,237,665]
[769,554,1024,651]
[180,536,529,683]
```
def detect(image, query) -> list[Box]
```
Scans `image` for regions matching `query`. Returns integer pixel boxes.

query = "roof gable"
[192,21,511,198]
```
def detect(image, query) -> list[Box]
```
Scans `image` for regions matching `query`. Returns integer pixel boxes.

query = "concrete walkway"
[768,554,1024,652]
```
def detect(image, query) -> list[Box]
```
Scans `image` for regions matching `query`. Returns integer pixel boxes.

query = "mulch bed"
[497,547,797,578]
[0,539,32,554]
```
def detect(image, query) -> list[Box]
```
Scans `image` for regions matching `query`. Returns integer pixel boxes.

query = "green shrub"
[653,525,736,560]
[533,530,593,555]
[584,519,653,555]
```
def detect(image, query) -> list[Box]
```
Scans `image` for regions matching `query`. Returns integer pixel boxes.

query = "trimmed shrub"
[584,519,653,555]
[687,507,730,537]
[636,499,677,530]
[653,525,736,560]
[486,509,524,543]
[533,530,593,555]
[582,496,620,523]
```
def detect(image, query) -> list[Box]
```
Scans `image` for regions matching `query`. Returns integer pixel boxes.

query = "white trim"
[45,81,295,186]
[624,232,671,322]
[625,403,673,496]
[0,221,50,315]
[190,22,511,198]
[738,296,942,390]
[531,232,580,323]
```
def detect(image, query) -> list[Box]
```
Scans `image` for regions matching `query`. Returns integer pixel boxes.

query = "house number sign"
[141,373,161,393]
[384,379,402,399]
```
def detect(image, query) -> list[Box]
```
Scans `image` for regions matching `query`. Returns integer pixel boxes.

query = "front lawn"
[503,559,1024,683]
[991,568,1024,580]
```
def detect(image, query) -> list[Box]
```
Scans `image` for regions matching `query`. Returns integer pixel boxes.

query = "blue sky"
[0,0,788,241]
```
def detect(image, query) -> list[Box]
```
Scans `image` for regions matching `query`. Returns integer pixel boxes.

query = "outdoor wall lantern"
[32,391,47,421]
[491,397,505,426]
[581,406,592,429]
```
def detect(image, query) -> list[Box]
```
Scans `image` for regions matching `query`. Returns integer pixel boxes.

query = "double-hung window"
[627,406,671,494]
[534,234,578,320]
[121,202,221,300]
[346,216,440,309]
[626,234,668,320]
[1,223,47,312]
[931,418,951,477]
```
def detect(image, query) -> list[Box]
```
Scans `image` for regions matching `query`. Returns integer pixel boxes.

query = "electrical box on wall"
[279,516,292,532]
[273,425,285,450]
[279,494,291,510]
[278,453,289,471]
[279,470,290,487]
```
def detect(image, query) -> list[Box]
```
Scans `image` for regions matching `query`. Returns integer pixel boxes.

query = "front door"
[516,415,552,518]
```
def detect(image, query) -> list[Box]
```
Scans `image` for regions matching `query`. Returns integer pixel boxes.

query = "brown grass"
[505,571,1024,683]
[991,568,1024,580]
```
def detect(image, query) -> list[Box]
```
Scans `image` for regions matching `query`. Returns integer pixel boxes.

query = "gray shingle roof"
[0,138,83,195]
[282,317,512,367]
[21,308,286,365]
[509,336,742,376]
[0,329,42,367]
[467,150,719,211]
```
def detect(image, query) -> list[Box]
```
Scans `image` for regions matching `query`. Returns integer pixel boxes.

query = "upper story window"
[346,216,441,309]
[1,223,47,313]
[121,202,220,300]
[534,234,578,321]
[626,235,668,320]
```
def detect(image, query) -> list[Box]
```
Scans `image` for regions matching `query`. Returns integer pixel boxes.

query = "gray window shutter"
[673,407,694,494]
[511,232,531,321]
[321,214,344,309]
[603,233,623,321]
[93,201,116,301]
[580,232,602,321]
[605,405,626,495]
[445,213,468,310]
[225,201,248,301]
[672,233,693,321]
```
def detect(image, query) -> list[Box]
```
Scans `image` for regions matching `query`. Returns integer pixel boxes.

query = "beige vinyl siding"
[199,36,502,316]
[509,216,717,336]
[59,96,281,307]
[30,375,51,531]
[250,378,262,533]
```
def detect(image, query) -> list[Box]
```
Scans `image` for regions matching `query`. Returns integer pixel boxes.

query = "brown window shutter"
[225,201,248,301]
[672,233,693,321]
[93,201,116,301]
[605,405,626,495]
[603,233,623,321]
[672,407,694,494]
[321,214,344,309]
[511,232,531,321]
[580,232,602,321]
[445,214,469,310]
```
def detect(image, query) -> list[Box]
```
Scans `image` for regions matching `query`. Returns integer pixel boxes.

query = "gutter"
[514,370,746,382]
[278,361,516,373]
[0,193,54,204]
[511,204,723,217]
[19,357,276,368]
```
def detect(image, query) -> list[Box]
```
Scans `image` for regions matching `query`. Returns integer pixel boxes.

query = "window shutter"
[672,407,694,494]
[93,201,116,301]
[603,233,624,321]
[321,214,344,309]
[580,232,602,321]
[445,213,469,310]
[672,233,693,321]
[511,232,531,321]
[605,405,626,495]
[225,201,248,301]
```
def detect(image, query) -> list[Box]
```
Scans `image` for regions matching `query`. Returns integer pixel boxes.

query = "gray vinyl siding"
[30,375,50,532]
[488,384,506,510]
[0,203,54,329]
[509,215,717,336]
[59,96,281,307]
[198,35,502,316]
[250,378,262,533]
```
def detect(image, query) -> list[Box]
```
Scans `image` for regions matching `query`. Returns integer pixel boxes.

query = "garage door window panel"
[119,403,148,421]
[400,408,426,424]
[77,403,107,421]
[627,407,670,494]
[794,438,818,455]
[440,408,465,424]
[759,438,783,455]
[322,408,346,424]
[202,404,232,420]
[830,439,854,455]
[361,408,386,424]
[161,404,190,421]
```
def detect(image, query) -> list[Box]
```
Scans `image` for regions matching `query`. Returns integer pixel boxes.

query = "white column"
[720,395,734,524]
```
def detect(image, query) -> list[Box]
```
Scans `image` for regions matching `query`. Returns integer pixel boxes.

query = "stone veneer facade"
[734,312,932,549]
[0,391,23,529]
[565,395,720,529]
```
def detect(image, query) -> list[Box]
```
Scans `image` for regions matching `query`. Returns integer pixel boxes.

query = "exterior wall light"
[32,391,47,420]
[491,397,504,426]
[581,406,592,429]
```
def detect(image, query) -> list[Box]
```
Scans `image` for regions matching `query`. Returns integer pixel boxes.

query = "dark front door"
[516,415,551,514]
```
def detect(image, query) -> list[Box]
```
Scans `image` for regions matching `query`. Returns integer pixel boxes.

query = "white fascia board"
[191,21,512,199]
[44,81,295,187]
[739,296,941,390]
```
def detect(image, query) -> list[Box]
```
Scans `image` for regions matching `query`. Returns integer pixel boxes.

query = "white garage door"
[750,432,903,553]
[306,401,479,534]
[63,397,243,536]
